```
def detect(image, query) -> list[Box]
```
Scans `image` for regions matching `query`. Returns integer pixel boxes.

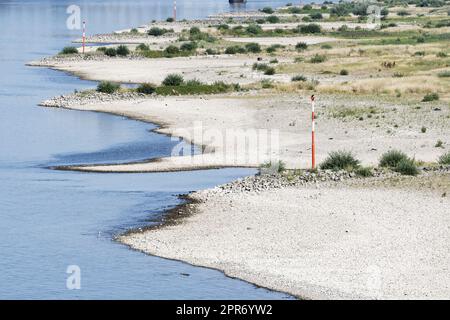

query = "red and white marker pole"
[311,94,316,169]
[82,21,86,54]
[173,0,177,21]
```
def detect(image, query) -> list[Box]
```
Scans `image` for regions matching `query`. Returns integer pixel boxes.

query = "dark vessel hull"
[229,0,246,3]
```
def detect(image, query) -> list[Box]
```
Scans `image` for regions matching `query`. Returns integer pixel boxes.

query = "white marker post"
[82,21,86,54]
[173,0,177,21]
[311,94,316,169]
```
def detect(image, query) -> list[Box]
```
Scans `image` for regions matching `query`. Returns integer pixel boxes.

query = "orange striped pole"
[82,21,86,54]
[311,94,316,169]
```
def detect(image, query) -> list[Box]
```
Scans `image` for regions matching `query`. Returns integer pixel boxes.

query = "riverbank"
[33,2,450,299]
[120,170,450,299]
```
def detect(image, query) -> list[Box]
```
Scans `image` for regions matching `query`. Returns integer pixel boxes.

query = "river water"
[0,0,294,299]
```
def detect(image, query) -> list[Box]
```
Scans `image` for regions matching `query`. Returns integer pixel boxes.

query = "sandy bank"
[30,55,280,85]
[121,172,450,299]
[44,92,449,173]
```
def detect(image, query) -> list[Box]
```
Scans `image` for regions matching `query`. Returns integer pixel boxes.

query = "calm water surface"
[0,0,293,299]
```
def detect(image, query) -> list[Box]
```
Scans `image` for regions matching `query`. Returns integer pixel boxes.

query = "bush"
[264,67,276,75]
[310,12,323,20]
[205,48,217,55]
[261,7,274,14]
[422,92,439,102]
[320,150,360,171]
[136,83,156,94]
[60,46,78,55]
[292,75,307,82]
[437,71,450,77]
[136,43,150,51]
[355,166,373,177]
[148,27,167,36]
[246,24,263,35]
[298,23,321,34]
[253,63,269,71]
[321,44,332,49]
[130,28,139,34]
[394,158,419,176]
[162,74,184,86]
[164,45,180,55]
[225,46,245,54]
[104,48,117,57]
[166,17,174,22]
[116,45,130,56]
[397,10,410,16]
[436,52,448,58]
[340,69,349,75]
[438,151,450,164]
[245,42,261,53]
[96,47,107,52]
[310,54,327,63]
[295,42,308,51]
[266,15,280,23]
[180,41,197,51]
[97,81,120,94]
[379,150,408,168]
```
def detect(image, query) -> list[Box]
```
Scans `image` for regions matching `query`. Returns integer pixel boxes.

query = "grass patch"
[422,92,439,102]
[438,151,450,165]
[97,81,120,94]
[355,166,373,177]
[379,150,408,168]
[394,158,419,176]
[60,46,78,55]
[162,74,184,86]
[310,54,327,63]
[320,150,360,171]
[136,83,156,95]
[437,71,450,78]
[156,81,238,96]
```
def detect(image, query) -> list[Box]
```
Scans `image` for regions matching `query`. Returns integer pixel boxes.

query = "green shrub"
[340,69,349,75]
[246,24,263,35]
[289,7,302,14]
[295,42,308,51]
[422,92,439,102]
[155,81,237,96]
[310,12,323,20]
[269,58,278,64]
[266,15,280,23]
[321,43,332,49]
[245,42,261,53]
[164,45,180,55]
[104,48,117,57]
[298,23,321,34]
[292,75,307,82]
[253,63,269,71]
[136,83,156,94]
[166,17,174,23]
[437,71,450,77]
[217,24,229,30]
[397,10,410,16]
[355,166,373,177]
[180,41,197,51]
[421,126,427,133]
[60,46,78,55]
[320,150,360,171]
[435,140,444,148]
[148,27,168,36]
[225,46,245,54]
[136,43,150,51]
[97,81,120,94]
[205,48,217,55]
[96,47,107,52]
[261,7,274,14]
[162,74,184,86]
[310,54,327,63]
[394,158,419,176]
[116,45,130,56]
[436,52,447,58]
[379,150,408,168]
[264,67,276,75]
[438,151,450,164]
[130,28,139,34]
